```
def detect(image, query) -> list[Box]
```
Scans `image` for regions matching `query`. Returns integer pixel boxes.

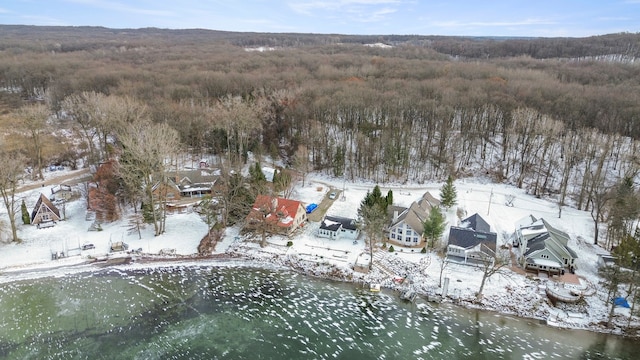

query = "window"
[391,233,396,239]
[406,229,412,236]
[398,229,403,234]
[413,237,419,243]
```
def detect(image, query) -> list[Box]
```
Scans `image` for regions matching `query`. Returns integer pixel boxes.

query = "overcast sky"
[1,0,639,37]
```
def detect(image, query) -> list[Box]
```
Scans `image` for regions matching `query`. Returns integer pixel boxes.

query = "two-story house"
[246,195,307,235]
[514,216,578,274]
[447,213,497,264]
[387,192,440,248]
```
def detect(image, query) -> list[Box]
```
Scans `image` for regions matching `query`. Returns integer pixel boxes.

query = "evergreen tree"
[358,199,387,268]
[440,175,457,209]
[333,147,345,177]
[249,162,267,183]
[358,184,392,268]
[371,184,382,201]
[224,173,256,225]
[273,167,292,197]
[423,207,446,248]
[360,185,392,212]
[141,202,155,224]
[385,190,393,207]
[607,176,639,248]
[21,199,30,225]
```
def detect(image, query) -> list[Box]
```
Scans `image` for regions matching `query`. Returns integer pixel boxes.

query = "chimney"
[393,210,399,221]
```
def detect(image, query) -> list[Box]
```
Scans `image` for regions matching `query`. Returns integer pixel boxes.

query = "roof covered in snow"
[247,195,305,228]
[320,216,357,232]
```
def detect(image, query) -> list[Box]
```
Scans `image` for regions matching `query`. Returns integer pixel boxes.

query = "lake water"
[0,264,637,359]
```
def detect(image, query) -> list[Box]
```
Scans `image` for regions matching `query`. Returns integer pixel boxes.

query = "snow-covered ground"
[0,170,637,337]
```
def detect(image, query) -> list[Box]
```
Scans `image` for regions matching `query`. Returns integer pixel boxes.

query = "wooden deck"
[546,283,582,304]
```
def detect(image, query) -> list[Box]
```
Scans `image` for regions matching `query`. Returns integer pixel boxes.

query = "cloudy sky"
[1,0,639,37]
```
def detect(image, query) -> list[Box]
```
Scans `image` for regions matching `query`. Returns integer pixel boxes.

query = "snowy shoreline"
[1,172,639,339]
[0,241,637,339]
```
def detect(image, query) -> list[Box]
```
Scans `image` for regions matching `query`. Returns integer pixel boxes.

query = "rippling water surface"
[0,265,637,359]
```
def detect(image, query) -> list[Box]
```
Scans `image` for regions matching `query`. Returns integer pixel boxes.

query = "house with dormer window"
[245,195,307,235]
[513,216,578,274]
[387,192,440,248]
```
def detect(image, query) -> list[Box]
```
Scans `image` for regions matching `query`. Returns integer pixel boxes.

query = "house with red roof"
[245,195,307,235]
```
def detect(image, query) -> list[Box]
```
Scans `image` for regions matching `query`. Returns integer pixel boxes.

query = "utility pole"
[487,188,493,215]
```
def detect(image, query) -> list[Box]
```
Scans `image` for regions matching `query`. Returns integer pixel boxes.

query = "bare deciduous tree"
[292,144,311,187]
[213,94,263,169]
[0,150,26,243]
[476,246,509,301]
[117,119,179,236]
[15,103,50,180]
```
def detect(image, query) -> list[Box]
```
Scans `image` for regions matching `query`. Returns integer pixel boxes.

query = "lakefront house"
[513,215,578,274]
[387,192,440,248]
[447,213,497,264]
[245,195,307,235]
[318,216,359,240]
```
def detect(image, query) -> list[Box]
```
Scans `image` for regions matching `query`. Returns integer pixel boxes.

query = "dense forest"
[1,25,640,249]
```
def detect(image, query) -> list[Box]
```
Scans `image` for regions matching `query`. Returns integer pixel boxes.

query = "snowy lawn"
[1,171,638,336]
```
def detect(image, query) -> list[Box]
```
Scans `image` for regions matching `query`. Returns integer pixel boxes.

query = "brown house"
[151,177,182,203]
[168,170,218,198]
[31,194,61,227]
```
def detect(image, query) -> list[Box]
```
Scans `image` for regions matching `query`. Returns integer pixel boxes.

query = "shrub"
[286,241,293,247]
[21,200,30,225]
[421,247,427,253]
[388,245,395,252]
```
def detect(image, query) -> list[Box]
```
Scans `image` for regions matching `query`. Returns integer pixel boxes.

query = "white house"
[514,216,578,274]
[387,192,440,248]
[318,216,359,240]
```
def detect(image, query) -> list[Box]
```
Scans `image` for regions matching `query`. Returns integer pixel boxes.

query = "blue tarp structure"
[613,297,630,308]
[306,203,318,214]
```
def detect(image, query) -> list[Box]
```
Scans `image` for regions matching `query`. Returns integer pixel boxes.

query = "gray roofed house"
[514,216,578,274]
[460,213,491,234]
[318,216,359,240]
[447,213,497,264]
[419,191,441,209]
[387,192,439,248]
[167,170,218,198]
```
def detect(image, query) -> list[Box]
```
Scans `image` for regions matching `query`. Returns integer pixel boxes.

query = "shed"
[51,184,73,201]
